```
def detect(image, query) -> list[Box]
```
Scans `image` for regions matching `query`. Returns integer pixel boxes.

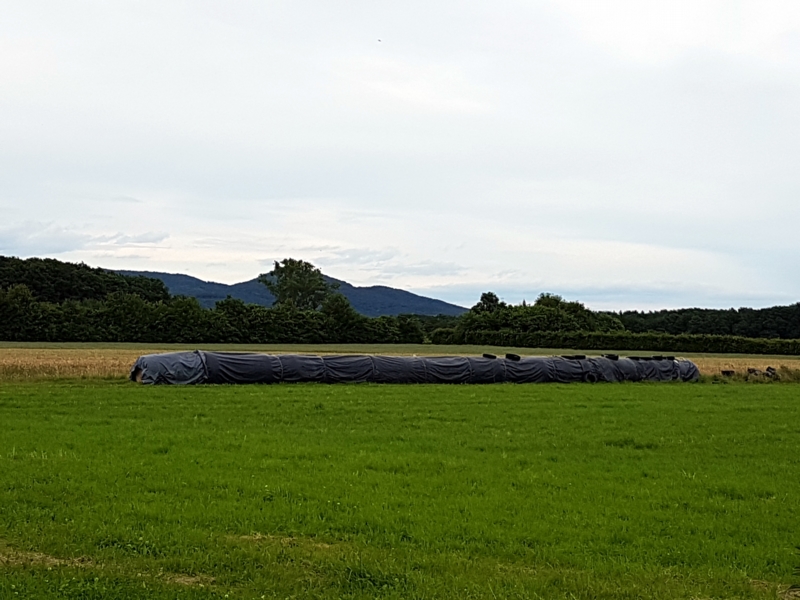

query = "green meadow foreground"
[1,381,799,599]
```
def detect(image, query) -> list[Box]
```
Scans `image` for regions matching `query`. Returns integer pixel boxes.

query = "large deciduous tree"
[258,258,338,311]
[471,291,505,314]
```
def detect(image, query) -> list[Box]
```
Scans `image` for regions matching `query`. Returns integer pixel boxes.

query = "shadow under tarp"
[130,351,700,385]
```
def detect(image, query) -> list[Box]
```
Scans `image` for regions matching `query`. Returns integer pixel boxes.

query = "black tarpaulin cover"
[130,351,700,385]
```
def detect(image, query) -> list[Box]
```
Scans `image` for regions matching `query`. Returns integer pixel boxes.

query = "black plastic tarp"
[130,351,700,385]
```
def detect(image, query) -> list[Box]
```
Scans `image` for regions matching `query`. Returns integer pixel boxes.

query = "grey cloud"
[100,232,169,245]
[0,222,94,256]
[381,261,468,277]
[315,247,399,267]
[257,247,467,279]
[311,247,468,279]
[109,195,143,204]
[293,245,346,253]
[91,252,150,260]
[0,222,169,258]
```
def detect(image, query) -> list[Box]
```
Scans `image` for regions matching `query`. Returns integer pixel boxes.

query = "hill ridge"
[116,270,467,317]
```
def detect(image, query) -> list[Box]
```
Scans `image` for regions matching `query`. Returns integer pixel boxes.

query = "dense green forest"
[457,292,624,334]
[2,255,799,353]
[455,290,800,341]
[0,256,170,304]
[618,305,800,339]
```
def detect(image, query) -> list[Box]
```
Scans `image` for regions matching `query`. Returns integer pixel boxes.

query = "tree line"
[434,291,800,343]
[0,285,426,344]
[618,305,800,339]
[0,257,424,344]
[457,291,624,335]
[430,328,800,355]
[427,291,800,354]
[2,255,800,351]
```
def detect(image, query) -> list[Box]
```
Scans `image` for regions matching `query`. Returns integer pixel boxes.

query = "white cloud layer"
[2,0,799,310]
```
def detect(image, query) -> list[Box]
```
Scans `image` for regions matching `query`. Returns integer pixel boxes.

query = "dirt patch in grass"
[165,573,216,587]
[751,579,800,599]
[237,533,337,552]
[0,541,215,589]
[0,543,92,569]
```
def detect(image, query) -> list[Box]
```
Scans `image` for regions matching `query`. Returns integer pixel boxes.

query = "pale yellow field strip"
[0,348,154,381]
[1,347,799,381]
[690,356,800,376]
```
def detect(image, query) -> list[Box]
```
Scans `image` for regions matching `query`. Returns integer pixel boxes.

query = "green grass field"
[2,380,800,598]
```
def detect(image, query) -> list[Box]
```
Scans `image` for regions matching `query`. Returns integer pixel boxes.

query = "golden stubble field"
[0,347,156,380]
[1,345,799,381]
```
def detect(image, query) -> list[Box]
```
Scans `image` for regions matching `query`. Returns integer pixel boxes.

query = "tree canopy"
[458,291,625,334]
[0,256,170,304]
[618,305,800,339]
[258,259,339,311]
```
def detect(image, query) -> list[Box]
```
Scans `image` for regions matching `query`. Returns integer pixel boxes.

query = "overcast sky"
[2,1,800,310]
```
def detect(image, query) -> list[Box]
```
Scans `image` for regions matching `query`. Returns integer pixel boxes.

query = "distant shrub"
[430,328,456,345]
[430,329,800,355]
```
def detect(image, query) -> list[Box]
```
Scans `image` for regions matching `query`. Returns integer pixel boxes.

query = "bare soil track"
[0,540,215,588]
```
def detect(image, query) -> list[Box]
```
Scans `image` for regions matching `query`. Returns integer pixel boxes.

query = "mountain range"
[116,270,467,317]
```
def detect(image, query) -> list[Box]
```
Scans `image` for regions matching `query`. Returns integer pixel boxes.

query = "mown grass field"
[1,376,800,599]
[2,342,800,380]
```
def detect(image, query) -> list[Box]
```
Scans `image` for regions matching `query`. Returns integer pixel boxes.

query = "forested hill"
[0,256,465,317]
[117,271,468,317]
[0,256,169,304]
[619,305,800,339]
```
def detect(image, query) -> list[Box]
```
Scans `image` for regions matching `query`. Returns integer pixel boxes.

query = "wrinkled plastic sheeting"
[130,352,700,385]
[280,355,325,383]
[504,358,551,383]
[371,356,428,383]
[203,351,282,384]
[130,351,208,385]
